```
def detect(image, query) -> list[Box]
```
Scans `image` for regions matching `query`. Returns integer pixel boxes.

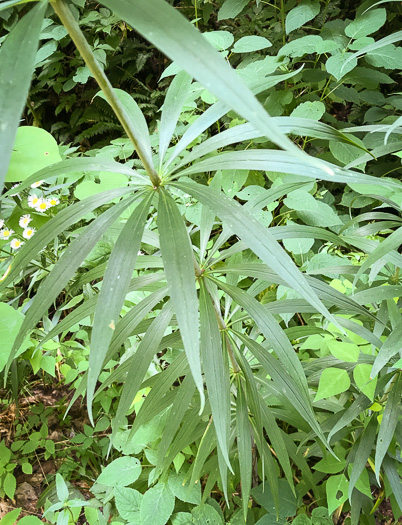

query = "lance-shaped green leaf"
[199,281,231,471]
[156,374,195,468]
[173,119,367,171]
[159,71,192,168]
[234,330,328,447]
[374,374,402,481]
[165,68,303,171]
[174,150,396,187]
[0,1,47,190]
[6,196,135,374]
[97,89,154,172]
[354,226,402,285]
[1,157,147,200]
[97,0,334,176]
[371,323,402,379]
[236,379,253,521]
[173,181,341,330]
[342,30,402,69]
[113,302,174,432]
[38,273,164,350]
[87,191,154,422]
[213,278,309,398]
[158,188,204,406]
[382,455,402,511]
[348,416,377,499]
[0,186,134,291]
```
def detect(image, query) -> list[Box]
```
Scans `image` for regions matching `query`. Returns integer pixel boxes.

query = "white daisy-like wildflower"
[28,195,40,208]
[47,196,60,207]
[0,219,4,229]
[19,214,32,228]
[0,228,14,240]
[10,184,20,197]
[10,239,24,250]
[31,180,44,188]
[23,227,36,240]
[35,198,51,213]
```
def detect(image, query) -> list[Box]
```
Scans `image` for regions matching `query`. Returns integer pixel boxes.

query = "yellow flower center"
[39,203,47,209]
[4,230,10,237]
[32,198,39,205]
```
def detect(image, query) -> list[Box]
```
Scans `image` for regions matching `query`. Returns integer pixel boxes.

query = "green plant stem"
[50,0,160,187]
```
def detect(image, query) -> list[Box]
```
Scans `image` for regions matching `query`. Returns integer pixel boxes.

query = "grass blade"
[158,188,204,407]
[0,1,47,189]
[348,416,377,499]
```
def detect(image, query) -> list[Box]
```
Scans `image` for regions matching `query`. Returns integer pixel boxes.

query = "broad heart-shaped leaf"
[74,172,129,200]
[157,188,204,405]
[98,0,333,176]
[113,301,173,433]
[159,71,192,169]
[199,281,231,471]
[0,1,47,190]
[6,127,61,182]
[236,379,253,522]
[232,35,272,53]
[96,456,141,487]
[285,0,320,34]
[139,483,175,525]
[173,181,341,331]
[7,196,135,374]
[314,368,351,401]
[326,474,349,515]
[87,191,154,423]
[374,374,402,482]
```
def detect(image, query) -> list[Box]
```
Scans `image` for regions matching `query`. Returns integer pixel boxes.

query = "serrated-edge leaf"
[87,191,154,422]
[0,1,48,190]
[158,188,204,406]
[374,374,402,481]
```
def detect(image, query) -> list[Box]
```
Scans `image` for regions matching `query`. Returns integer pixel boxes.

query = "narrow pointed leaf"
[160,71,192,168]
[114,302,174,430]
[0,185,134,292]
[158,188,204,405]
[200,281,231,471]
[97,0,333,175]
[174,150,397,187]
[0,1,47,189]
[174,181,341,330]
[371,324,402,378]
[7,196,135,372]
[236,380,253,521]
[97,89,154,171]
[87,191,154,421]
[374,374,402,481]
[348,416,377,499]
[382,455,402,511]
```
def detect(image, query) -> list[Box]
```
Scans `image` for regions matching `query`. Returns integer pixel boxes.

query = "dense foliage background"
[0,0,401,524]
